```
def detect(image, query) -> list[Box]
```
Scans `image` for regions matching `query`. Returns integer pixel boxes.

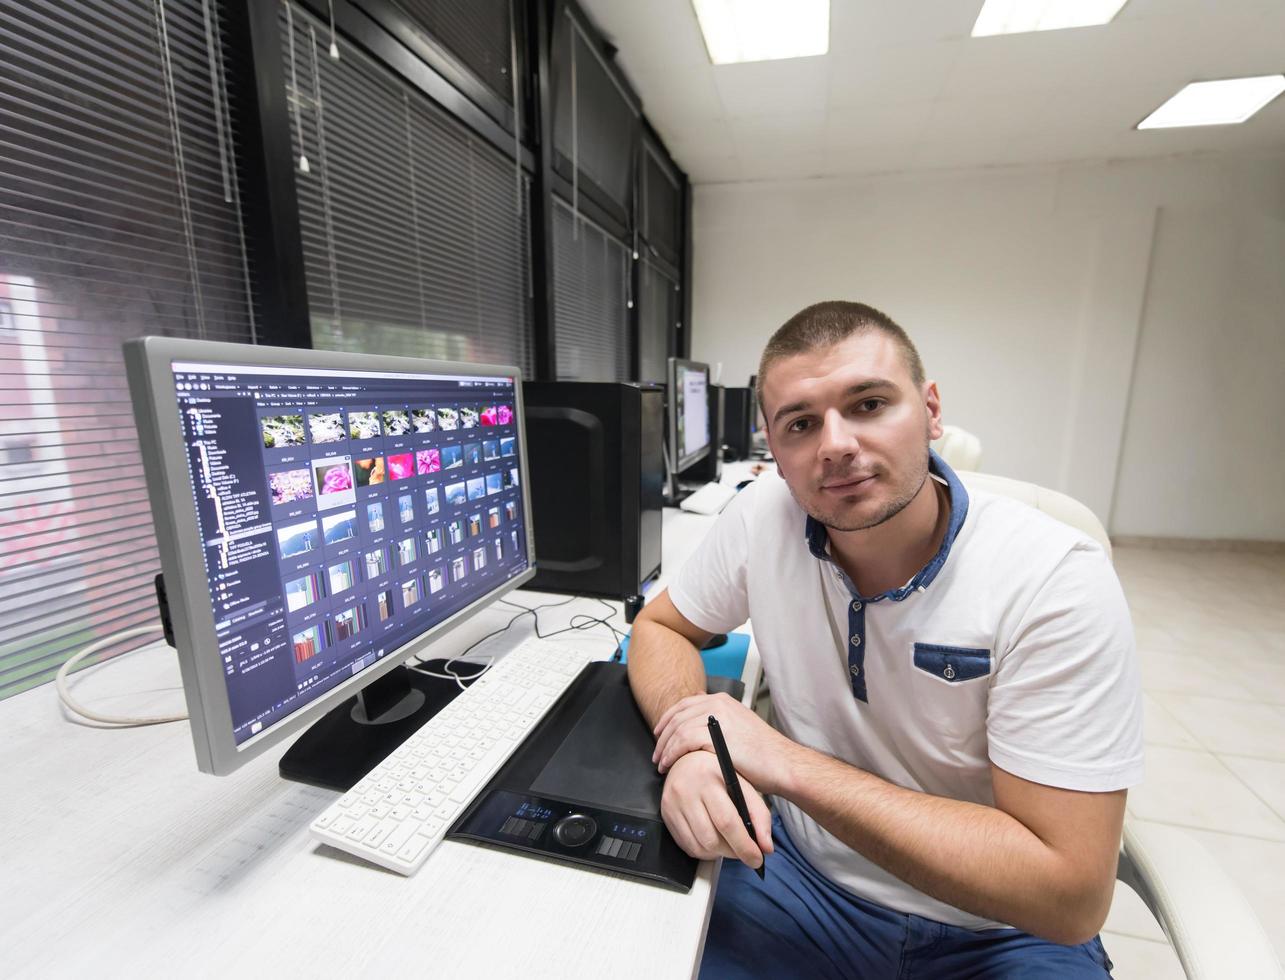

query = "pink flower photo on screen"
[387,452,415,480]
[417,448,441,474]
[480,406,498,426]
[496,405,514,425]
[319,464,352,495]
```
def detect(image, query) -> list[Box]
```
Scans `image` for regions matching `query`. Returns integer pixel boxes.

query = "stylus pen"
[707,715,766,880]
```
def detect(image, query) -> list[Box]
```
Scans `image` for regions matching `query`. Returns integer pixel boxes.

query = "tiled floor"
[1102,546,1285,977]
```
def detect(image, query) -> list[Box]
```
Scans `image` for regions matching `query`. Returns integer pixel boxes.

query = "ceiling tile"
[825,101,935,151]
[579,0,1285,183]
[829,41,962,108]
[712,57,830,118]
[675,150,742,184]
[831,0,978,48]
[731,111,827,159]
[580,0,711,71]
[630,65,726,126]
[822,142,922,179]
[736,151,836,183]
[659,117,738,157]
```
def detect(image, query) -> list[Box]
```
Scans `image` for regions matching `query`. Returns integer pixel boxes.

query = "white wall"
[691,152,1285,541]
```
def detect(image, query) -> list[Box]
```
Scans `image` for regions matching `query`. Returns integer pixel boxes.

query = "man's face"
[762,332,943,532]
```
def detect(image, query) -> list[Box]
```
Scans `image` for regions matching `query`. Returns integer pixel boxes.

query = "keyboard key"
[308,638,593,876]
[397,835,434,863]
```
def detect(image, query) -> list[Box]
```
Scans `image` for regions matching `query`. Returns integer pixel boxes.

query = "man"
[628,302,1142,978]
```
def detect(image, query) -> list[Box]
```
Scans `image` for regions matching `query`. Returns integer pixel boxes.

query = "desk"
[2,472,760,979]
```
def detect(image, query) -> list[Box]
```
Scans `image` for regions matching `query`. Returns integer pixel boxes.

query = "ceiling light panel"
[971,0,1129,37]
[693,0,829,65]
[1137,75,1285,129]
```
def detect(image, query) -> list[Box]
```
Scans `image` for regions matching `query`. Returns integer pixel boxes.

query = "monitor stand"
[666,480,704,505]
[661,439,705,505]
[278,662,469,791]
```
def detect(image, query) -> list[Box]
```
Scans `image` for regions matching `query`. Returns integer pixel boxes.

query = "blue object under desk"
[616,631,750,681]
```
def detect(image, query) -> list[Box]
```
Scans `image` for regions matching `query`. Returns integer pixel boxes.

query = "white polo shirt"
[669,453,1144,930]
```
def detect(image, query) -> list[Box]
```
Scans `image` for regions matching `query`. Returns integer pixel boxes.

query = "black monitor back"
[522,382,664,598]
[722,387,755,461]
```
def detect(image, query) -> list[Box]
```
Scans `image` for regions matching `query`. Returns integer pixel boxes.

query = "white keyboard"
[310,638,593,875]
[679,481,738,515]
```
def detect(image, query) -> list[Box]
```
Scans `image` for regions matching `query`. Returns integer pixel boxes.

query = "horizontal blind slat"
[283,2,529,375]
[0,0,255,699]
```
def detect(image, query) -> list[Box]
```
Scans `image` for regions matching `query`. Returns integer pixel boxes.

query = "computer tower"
[677,382,723,484]
[522,382,664,599]
[722,387,755,461]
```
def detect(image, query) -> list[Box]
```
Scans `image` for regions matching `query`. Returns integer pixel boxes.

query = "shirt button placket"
[847,599,867,703]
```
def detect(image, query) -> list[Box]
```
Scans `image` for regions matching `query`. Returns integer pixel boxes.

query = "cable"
[56,625,187,727]
[504,595,626,655]
[409,604,530,690]
[409,594,629,688]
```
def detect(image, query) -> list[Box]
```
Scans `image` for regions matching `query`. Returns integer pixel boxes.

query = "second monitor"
[665,357,712,502]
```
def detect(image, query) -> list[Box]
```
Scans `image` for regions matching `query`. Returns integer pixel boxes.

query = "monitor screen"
[126,339,536,774]
[670,359,710,471]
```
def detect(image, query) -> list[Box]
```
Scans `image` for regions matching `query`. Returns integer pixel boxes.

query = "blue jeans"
[700,815,1114,979]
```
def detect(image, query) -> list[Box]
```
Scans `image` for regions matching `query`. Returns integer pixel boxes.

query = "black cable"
[508,595,627,655]
[415,594,628,686]
[535,598,628,661]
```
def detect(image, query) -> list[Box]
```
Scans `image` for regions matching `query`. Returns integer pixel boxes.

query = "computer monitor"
[124,338,537,785]
[666,357,710,473]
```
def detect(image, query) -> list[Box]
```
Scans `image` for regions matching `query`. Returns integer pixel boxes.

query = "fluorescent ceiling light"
[692,0,829,65]
[1137,76,1285,129]
[971,0,1129,37]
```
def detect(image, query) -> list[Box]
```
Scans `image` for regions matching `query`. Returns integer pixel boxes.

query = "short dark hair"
[756,301,925,416]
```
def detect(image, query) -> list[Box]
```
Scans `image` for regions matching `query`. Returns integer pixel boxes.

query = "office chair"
[931,425,983,471]
[958,469,1283,980]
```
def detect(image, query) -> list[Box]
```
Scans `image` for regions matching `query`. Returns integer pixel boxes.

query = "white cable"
[55,625,187,727]
[410,655,494,692]
[408,595,621,689]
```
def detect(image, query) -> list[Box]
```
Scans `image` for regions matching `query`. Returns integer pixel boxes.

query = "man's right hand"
[660,750,775,871]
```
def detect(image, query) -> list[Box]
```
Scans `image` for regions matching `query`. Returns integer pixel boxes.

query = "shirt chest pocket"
[908,643,993,750]
[912,643,991,684]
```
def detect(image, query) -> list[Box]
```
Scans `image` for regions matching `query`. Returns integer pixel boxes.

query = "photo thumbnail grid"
[259,397,524,686]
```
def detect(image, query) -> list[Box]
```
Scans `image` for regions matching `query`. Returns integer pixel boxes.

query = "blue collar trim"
[804,450,969,603]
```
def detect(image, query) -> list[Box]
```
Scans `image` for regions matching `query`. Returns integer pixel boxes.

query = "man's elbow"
[1036,877,1114,947]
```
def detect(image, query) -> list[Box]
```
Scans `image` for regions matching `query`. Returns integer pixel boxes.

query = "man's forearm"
[774,744,1109,945]
[626,618,707,729]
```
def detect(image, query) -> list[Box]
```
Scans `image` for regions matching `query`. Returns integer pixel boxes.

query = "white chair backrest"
[957,470,1112,562]
[932,425,983,472]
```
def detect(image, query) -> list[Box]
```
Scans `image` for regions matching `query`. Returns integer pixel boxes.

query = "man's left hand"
[652,692,793,794]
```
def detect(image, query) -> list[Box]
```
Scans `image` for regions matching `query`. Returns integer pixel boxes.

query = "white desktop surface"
[2,472,763,980]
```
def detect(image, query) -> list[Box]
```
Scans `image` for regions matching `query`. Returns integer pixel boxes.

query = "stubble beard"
[800,448,932,533]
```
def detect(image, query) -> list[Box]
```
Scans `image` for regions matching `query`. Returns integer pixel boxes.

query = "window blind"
[551,10,638,219]
[389,0,517,108]
[282,2,532,374]
[0,0,256,701]
[638,259,677,384]
[642,144,681,270]
[552,195,628,382]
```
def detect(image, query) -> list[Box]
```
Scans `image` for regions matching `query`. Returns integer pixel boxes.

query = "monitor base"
[665,481,705,505]
[278,662,470,791]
